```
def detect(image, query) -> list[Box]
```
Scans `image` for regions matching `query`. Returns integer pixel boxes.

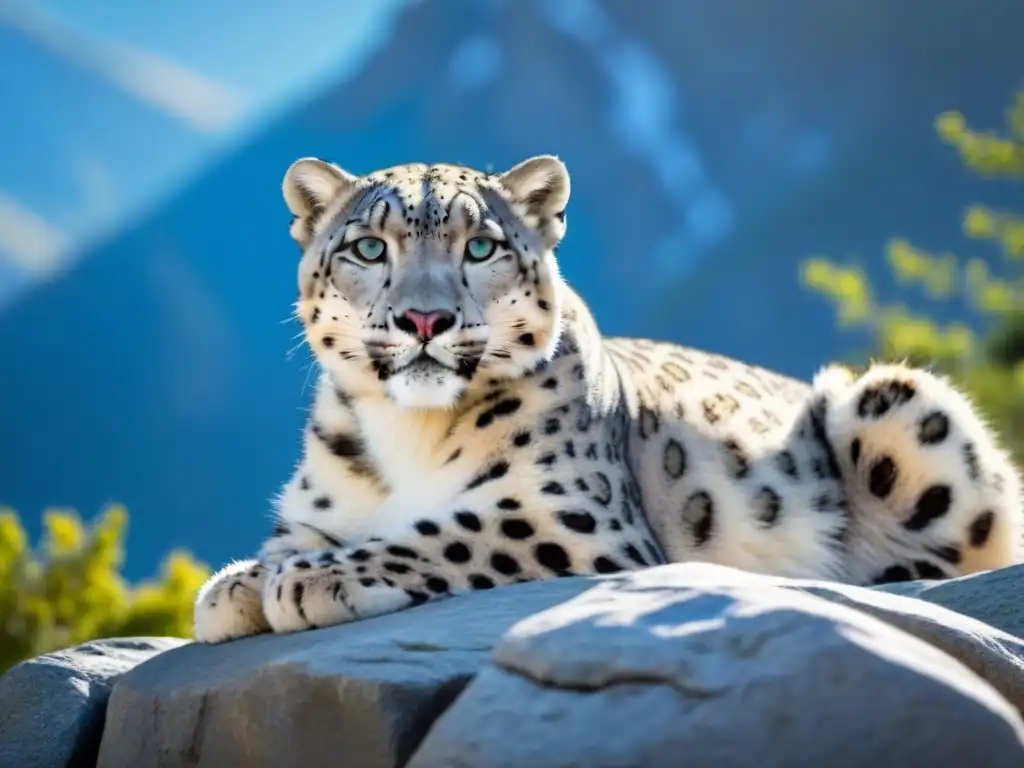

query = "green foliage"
[0,505,209,674]
[801,92,1024,465]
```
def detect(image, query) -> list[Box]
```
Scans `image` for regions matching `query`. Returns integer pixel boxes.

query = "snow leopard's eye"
[352,237,386,263]
[465,236,497,262]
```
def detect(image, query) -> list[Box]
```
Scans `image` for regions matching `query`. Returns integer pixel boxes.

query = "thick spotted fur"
[193,155,1023,642]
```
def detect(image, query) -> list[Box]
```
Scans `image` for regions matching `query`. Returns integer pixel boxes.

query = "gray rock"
[90,562,1024,768]
[794,575,1024,714]
[409,563,1024,768]
[875,562,1024,638]
[0,637,189,768]
[96,578,592,768]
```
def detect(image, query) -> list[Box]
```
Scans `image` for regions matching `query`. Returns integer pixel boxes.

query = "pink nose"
[397,309,456,341]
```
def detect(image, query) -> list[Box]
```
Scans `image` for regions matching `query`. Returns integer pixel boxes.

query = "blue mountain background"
[1,0,1021,579]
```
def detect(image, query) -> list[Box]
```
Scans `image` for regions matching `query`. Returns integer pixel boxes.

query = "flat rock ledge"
[2,564,1024,768]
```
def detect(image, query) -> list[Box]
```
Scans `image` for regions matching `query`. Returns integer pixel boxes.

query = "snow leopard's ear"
[283,158,358,247]
[498,155,570,247]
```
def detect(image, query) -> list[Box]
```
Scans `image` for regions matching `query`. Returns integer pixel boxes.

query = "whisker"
[301,358,319,396]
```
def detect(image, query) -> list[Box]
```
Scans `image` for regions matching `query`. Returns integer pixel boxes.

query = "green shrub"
[0,504,209,673]
[801,93,1024,466]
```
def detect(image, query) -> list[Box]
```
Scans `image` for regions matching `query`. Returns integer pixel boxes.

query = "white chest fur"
[281,388,474,543]
[354,399,465,521]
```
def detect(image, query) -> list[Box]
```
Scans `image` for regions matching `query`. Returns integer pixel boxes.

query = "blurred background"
[0,0,1021,667]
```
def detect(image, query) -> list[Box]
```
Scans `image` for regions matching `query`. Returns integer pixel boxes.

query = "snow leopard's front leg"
[193,559,271,643]
[192,519,340,643]
[261,540,448,634]
[253,446,656,635]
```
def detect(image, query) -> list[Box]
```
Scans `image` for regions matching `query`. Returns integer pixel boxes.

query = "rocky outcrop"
[96,578,590,768]
[4,564,1024,768]
[411,564,1024,767]
[0,637,188,768]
